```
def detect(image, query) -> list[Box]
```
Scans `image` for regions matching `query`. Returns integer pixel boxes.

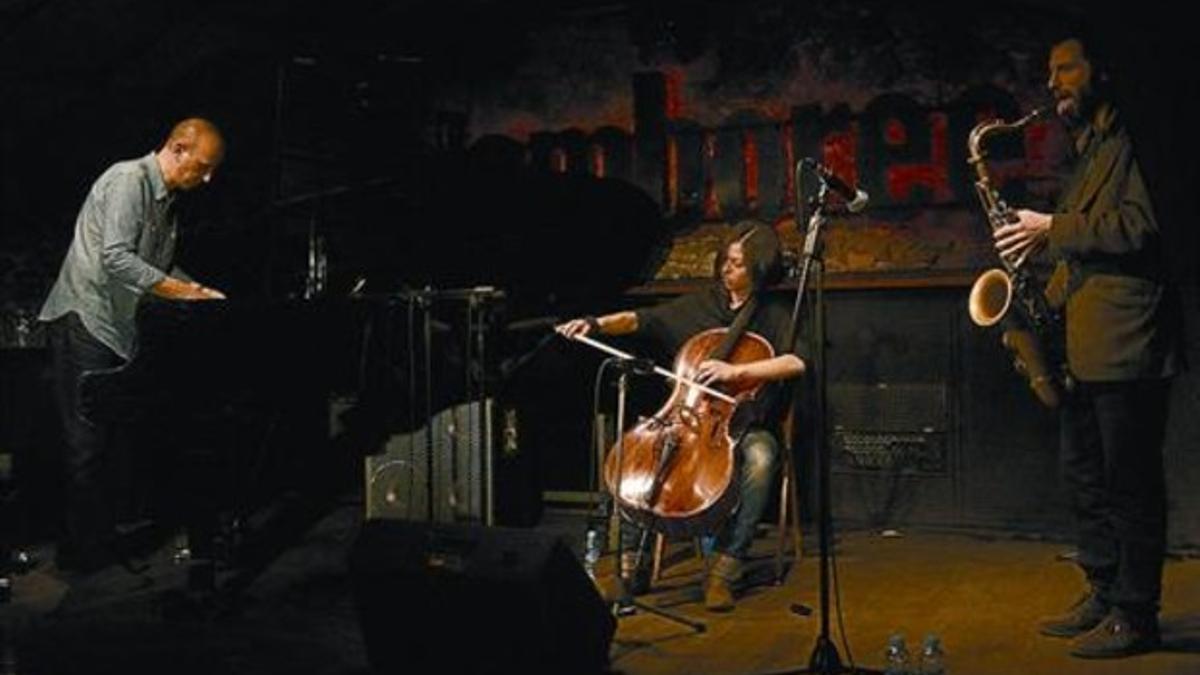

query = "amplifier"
[828,382,950,476]
[366,398,505,524]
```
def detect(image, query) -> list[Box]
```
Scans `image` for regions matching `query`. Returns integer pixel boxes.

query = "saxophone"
[966,107,1073,408]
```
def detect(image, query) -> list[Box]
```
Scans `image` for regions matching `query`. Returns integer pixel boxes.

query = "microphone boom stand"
[772,163,880,675]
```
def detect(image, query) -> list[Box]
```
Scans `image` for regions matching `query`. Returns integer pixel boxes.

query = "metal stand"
[769,163,881,674]
[402,286,504,525]
[606,363,705,634]
[565,334,732,632]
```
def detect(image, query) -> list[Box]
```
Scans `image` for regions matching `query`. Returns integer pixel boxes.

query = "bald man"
[38,118,227,574]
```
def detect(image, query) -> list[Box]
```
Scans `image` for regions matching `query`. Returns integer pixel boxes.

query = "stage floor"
[3,505,1199,674]
[607,527,1200,675]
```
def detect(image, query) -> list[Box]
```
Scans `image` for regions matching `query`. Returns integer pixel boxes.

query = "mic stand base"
[807,635,845,673]
[601,533,707,634]
[758,636,882,675]
[608,525,706,634]
[612,595,708,634]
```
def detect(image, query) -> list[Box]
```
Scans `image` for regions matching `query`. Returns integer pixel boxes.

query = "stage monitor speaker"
[350,519,615,674]
[366,399,494,523]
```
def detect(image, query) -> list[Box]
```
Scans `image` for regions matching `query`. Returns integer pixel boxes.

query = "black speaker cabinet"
[350,520,615,674]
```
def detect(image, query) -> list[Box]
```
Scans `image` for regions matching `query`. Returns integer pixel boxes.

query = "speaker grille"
[829,382,950,475]
[365,399,494,523]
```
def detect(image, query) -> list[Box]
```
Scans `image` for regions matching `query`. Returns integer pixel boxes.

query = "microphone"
[801,158,870,213]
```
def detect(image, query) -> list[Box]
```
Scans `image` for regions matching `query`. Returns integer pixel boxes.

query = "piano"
[76,289,527,596]
[79,296,381,595]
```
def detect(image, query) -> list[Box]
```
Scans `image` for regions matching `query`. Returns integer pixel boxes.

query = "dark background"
[1,1,1197,543]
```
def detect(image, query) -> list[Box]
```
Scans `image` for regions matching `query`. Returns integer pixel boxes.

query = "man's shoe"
[1038,590,1109,638]
[703,554,741,612]
[1070,609,1161,659]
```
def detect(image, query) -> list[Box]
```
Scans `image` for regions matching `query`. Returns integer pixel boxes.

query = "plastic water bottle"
[883,633,911,675]
[583,528,602,581]
[918,634,945,675]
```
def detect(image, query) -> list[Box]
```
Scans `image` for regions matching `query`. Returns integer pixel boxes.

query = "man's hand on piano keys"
[188,282,226,300]
[175,280,225,300]
[151,276,226,300]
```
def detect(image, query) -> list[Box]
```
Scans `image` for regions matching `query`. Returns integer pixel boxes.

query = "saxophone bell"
[968,268,1012,327]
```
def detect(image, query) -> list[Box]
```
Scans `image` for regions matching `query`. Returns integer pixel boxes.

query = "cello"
[572,323,776,538]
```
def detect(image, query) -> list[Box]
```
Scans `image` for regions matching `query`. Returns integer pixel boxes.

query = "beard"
[1056,90,1098,132]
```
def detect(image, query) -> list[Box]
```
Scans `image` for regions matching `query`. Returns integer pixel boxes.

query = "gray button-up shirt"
[38,152,178,359]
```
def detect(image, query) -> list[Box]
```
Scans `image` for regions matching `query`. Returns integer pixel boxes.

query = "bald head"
[166,118,224,157]
[157,117,225,191]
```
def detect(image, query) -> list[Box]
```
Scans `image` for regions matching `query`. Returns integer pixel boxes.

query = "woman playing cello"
[557,221,805,611]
